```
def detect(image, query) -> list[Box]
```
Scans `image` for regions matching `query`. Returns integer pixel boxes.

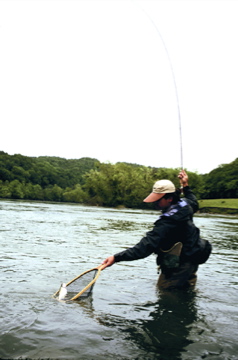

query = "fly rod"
[138,6,184,170]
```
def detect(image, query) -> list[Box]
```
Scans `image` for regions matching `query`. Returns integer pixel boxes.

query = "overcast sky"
[0,0,237,174]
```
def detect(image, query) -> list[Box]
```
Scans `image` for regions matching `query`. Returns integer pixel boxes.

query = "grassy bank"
[198,199,238,215]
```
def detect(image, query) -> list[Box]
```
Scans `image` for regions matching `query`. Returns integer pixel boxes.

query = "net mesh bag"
[56,269,97,301]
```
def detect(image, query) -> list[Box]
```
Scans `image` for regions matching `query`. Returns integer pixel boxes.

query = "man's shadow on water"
[98,289,198,360]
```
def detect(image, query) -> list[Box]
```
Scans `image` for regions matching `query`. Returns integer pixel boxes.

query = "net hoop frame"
[53,264,104,301]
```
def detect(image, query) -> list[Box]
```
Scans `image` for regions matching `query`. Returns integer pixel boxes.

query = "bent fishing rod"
[138,5,184,170]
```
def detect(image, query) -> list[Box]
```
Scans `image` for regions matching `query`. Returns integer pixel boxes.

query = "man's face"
[154,196,172,210]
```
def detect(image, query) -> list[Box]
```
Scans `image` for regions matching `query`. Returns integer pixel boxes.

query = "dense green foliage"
[201,158,238,199]
[0,151,237,208]
[0,152,99,202]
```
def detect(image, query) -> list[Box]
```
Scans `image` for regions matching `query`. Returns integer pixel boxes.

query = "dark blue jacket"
[114,186,201,264]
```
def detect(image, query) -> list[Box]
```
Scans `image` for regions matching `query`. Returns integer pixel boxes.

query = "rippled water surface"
[0,200,237,360]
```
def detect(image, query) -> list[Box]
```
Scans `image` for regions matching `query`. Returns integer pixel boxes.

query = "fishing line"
[135,4,183,169]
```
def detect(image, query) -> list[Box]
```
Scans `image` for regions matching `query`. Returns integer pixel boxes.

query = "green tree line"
[0,151,237,207]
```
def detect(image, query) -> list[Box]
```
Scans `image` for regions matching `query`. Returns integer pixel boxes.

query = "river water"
[0,199,237,360]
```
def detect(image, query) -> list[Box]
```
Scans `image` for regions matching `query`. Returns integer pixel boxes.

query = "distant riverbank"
[1,197,238,215]
[198,199,238,215]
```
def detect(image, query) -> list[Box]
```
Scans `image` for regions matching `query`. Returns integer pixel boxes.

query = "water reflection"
[98,289,198,360]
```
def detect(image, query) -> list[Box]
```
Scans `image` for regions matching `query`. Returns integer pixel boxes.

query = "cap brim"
[143,192,165,203]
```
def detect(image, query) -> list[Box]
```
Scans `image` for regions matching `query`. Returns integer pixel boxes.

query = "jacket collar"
[158,199,188,220]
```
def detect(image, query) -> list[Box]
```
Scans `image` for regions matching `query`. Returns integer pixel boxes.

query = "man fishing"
[102,170,211,289]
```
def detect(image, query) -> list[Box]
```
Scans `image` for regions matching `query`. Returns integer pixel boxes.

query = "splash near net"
[53,265,103,301]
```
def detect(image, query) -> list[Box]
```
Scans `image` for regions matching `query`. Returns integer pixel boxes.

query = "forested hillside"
[0,151,237,207]
[202,158,238,198]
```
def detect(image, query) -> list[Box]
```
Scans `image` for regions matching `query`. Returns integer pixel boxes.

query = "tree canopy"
[202,158,238,199]
[0,151,237,207]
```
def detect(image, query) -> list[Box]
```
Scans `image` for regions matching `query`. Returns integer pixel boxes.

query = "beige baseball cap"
[143,180,176,203]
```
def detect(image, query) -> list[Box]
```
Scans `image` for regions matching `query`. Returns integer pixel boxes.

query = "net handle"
[70,264,104,301]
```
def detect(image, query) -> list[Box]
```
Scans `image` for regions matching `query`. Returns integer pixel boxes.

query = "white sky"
[0,0,237,174]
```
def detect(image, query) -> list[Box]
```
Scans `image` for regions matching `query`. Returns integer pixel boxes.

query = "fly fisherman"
[102,170,211,289]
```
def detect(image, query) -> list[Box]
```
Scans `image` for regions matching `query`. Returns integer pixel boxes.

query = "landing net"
[66,269,98,300]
